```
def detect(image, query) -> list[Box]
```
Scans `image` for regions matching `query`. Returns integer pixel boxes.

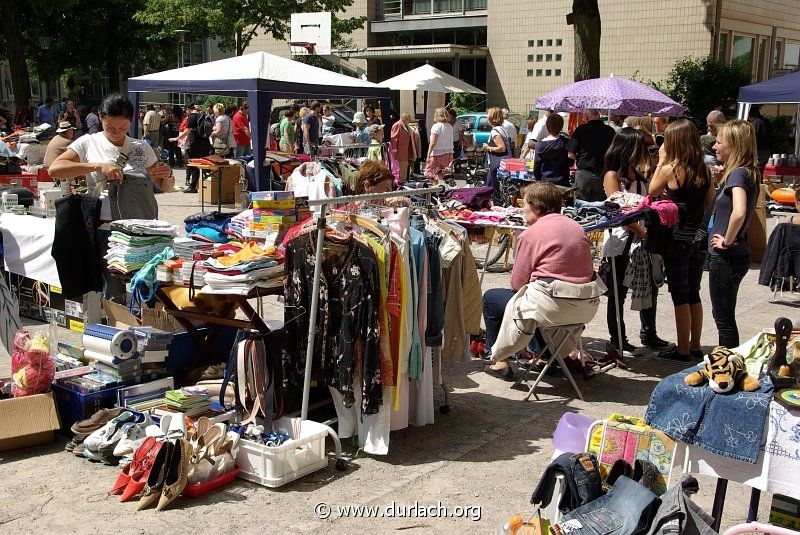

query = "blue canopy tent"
[127,51,391,190]
[736,71,800,154]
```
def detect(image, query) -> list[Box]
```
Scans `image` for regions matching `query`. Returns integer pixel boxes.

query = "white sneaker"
[83,411,135,452]
[113,414,154,457]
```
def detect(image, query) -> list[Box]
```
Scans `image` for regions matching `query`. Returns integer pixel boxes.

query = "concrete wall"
[486,0,712,113]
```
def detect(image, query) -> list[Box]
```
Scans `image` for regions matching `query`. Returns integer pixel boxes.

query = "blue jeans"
[554,476,661,535]
[708,252,750,347]
[482,288,543,358]
[234,145,251,157]
[574,169,605,202]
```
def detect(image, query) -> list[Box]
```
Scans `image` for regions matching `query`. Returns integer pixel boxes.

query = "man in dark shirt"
[748,106,772,170]
[171,104,211,192]
[567,109,616,201]
[302,101,321,155]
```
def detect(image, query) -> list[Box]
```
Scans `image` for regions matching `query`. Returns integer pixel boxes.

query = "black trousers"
[708,252,750,347]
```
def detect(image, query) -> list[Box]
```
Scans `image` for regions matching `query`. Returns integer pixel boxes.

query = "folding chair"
[513,323,585,401]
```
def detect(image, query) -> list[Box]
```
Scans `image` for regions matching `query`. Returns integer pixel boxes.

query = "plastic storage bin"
[235,418,328,487]
[51,383,122,430]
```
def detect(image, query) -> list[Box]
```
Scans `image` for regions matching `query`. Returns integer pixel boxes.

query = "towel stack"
[200,243,283,295]
[105,220,178,275]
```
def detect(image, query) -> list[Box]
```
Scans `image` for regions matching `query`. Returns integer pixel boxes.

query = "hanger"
[328,211,390,239]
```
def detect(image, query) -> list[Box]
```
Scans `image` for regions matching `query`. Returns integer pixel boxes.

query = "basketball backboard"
[290,12,332,56]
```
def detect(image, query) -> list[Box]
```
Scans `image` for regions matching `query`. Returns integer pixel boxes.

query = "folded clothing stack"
[105,220,178,275]
[200,242,283,295]
[176,260,207,288]
[184,211,239,243]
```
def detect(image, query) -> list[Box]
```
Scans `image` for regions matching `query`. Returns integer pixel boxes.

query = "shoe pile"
[109,414,239,510]
[69,408,153,465]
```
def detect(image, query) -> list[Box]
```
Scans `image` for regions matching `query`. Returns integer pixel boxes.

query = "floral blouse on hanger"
[283,231,383,415]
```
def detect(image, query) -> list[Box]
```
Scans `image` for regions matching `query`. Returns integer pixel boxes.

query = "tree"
[135,0,365,57]
[656,56,750,119]
[0,0,31,107]
[569,0,601,81]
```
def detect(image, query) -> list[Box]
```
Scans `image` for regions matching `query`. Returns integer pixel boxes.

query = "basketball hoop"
[289,41,316,56]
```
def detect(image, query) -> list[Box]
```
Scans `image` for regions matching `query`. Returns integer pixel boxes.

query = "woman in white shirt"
[424,107,454,184]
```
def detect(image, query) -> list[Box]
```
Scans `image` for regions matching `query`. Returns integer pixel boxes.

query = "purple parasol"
[535,76,684,117]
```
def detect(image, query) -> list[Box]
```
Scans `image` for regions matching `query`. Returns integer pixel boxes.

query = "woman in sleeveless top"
[649,119,715,361]
[602,127,669,354]
[482,106,513,205]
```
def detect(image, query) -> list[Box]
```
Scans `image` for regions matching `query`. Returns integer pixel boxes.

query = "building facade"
[246,0,800,116]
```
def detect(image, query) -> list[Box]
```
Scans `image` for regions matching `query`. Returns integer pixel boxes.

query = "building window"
[546,54,552,61]
[545,69,552,76]
[786,42,800,71]
[731,35,755,80]
[536,69,543,77]
[528,40,534,47]
[537,39,543,46]
[546,39,553,46]
[774,40,783,70]
[527,69,534,77]
[555,69,561,76]
[527,54,534,62]
[536,54,543,61]
[718,32,729,63]
[556,39,563,46]
[556,54,562,61]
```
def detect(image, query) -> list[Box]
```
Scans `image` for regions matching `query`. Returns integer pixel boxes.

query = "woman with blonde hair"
[425,107,454,183]
[210,102,233,156]
[708,120,760,347]
[482,106,513,204]
[649,118,715,361]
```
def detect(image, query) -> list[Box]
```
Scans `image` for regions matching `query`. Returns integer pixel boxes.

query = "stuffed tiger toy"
[684,346,760,393]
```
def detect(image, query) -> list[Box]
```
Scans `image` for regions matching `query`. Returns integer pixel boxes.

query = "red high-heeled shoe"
[119,439,165,502]
[110,436,157,495]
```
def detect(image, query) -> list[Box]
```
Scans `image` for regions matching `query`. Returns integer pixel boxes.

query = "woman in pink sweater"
[483,182,594,380]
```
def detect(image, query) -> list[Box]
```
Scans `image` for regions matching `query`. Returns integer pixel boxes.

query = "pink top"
[510,213,594,291]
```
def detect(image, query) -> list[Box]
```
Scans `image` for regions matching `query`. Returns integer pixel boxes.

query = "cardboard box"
[5,272,101,333]
[0,391,61,451]
[199,165,242,205]
[102,297,184,333]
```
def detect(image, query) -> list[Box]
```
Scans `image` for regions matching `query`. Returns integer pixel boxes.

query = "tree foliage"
[2,0,174,103]
[135,0,365,56]
[655,56,750,119]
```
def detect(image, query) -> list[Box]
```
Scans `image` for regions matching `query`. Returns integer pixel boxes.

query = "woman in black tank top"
[649,119,715,362]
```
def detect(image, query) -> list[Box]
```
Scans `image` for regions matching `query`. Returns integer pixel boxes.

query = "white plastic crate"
[235,417,329,487]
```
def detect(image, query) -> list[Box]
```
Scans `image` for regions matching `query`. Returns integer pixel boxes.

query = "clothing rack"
[301,185,447,423]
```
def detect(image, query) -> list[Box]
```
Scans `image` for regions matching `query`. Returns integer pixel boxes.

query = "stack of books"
[246,192,310,240]
[164,386,212,417]
[173,237,215,260]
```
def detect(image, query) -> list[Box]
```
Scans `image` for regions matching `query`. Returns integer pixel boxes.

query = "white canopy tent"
[378,64,485,129]
[378,64,486,95]
[127,51,391,189]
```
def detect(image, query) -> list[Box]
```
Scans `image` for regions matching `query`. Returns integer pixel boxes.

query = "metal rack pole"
[299,185,446,422]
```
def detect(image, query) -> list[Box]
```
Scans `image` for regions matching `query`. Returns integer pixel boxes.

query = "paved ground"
[0,171,794,533]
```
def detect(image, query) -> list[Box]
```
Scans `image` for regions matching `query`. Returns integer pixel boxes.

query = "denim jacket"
[530,452,603,513]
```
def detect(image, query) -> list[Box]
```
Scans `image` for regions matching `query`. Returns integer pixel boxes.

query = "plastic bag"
[11,330,55,397]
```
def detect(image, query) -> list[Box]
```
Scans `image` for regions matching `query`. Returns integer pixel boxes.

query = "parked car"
[458,111,525,148]
[270,104,355,134]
